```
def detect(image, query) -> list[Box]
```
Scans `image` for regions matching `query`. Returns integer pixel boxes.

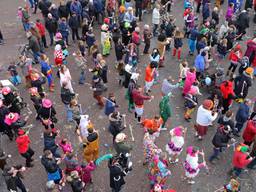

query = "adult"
[26,31,41,63]
[218,110,235,133]
[59,65,74,93]
[16,129,35,167]
[234,99,251,136]
[70,0,82,24]
[161,76,179,96]
[91,76,105,109]
[152,4,160,36]
[45,13,58,46]
[58,17,70,46]
[114,133,133,155]
[194,51,206,79]
[68,13,80,42]
[108,112,126,143]
[236,10,250,40]
[159,93,172,128]
[183,67,196,96]
[127,73,139,112]
[38,0,52,19]
[195,100,218,140]
[242,120,256,146]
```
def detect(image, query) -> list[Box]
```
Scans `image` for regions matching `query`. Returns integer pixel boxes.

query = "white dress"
[184,154,200,178]
[165,135,184,156]
[60,68,74,93]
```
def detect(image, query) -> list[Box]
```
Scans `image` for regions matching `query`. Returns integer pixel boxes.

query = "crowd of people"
[0,0,256,191]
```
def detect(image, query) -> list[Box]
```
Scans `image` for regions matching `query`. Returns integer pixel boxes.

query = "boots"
[178,49,181,60]
[226,70,230,76]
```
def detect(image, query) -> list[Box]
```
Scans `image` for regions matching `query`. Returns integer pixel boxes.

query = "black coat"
[108,115,125,137]
[28,36,40,52]
[38,0,52,17]
[234,73,252,98]
[69,16,80,29]
[58,5,69,18]
[70,179,84,192]
[108,161,126,190]
[212,128,231,148]
[61,87,75,105]
[45,18,58,33]
[31,77,46,93]
[115,43,124,61]
[41,156,59,173]
[236,12,250,30]
[38,106,56,120]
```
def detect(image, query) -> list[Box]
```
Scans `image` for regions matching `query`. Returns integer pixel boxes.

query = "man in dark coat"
[235,99,251,136]
[236,10,250,40]
[26,32,41,63]
[45,13,58,46]
[68,12,80,42]
[108,112,126,143]
[135,0,143,21]
[209,125,233,163]
[38,0,52,18]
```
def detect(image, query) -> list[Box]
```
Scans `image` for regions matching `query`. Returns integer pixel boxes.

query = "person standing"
[58,17,70,46]
[183,67,196,96]
[36,19,48,48]
[242,120,256,146]
[219,79,236,114]
[144,62,156,94]
[114,133,133,155]
[59,65,74,93]
[152,4,160,37]
[15,129,35,167]
[135,0,143,21]
[143,25,152,54]
[40,54,54,92]
[159,93,172,128]
[69,13,80,42]
[132,85,153,123]
[91,76,105,109]
[45,13,58,46]
[234,99,251,136]
[26,31,41,63]
[195,100,218,140]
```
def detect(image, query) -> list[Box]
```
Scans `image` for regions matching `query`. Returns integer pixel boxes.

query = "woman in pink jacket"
[183,67,196,96]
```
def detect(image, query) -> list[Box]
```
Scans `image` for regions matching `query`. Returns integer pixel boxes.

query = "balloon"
[205,77,211,86]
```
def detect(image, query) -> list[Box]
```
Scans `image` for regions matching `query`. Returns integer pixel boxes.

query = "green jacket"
[159,95,172,121]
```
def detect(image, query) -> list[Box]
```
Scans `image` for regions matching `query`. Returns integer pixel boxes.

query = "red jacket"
[242,120,256,143]
[132,89,151,106]
[16,135,30,154]
[36,22,46,36]
[228,48,242,64]
[232,145,252,168]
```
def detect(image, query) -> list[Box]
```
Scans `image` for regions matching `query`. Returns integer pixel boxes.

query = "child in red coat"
[36,19,48,48]
[226,44,242,77]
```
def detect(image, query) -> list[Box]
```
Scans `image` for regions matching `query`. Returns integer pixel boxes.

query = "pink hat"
[1,87,11,95]
[29,87,38,95]
[104,18,110,24]
[188,86,197,95]
[173,127,183,136]
[4,113,20,126]
[42,98,52,108]
[186,146,194,155]
[55,32,62,40]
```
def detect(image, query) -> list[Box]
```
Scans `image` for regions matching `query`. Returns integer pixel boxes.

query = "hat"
[18,129,25,135]
[42,99,52,108]
[115,133,126,143]
[240,146,249,153]
[172,127,183,136]
[70,171,79,179]
[4,113,19,126]
[119,5,126,13]
[202,99,213,110]
[55,32,62,41]
[29,87,38,95]
[48,13,52,18]
[1,87,11,95]
[245,67,254,75]
[131,73,139,80]
[104,18,110,24]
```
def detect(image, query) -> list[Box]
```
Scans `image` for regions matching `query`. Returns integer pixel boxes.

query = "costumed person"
[166,126,186,163]
[143,129,162,165]
[38,98,57,130]
[101,18,111,56]
[79,127,99,163]
[194,99,218,140]
[114,133,133,155]
[59,138,73,154]
[59,65,74,93]
[132,85,153,123]
[182,67,196,96]
[178,61,189,88]
[184,86,198,122]
[40,54,54,92]
[234,67,253,101]
[126,72,139,112]
[29,87,42,120]
[142,116,164,137]
[108,111,126,143]
[209,125,234,163]
[172,29,184,60]
[223,178,240,192]
[4,112,28,137]
[220,79,236,114]
[80,161,96,187]
[108,153,132,192]
[148,154,171,189]
[63,152,79,175]
[183,146,206,184]
[54,44,63,68]
[91,75,105,109]
[159,93,172,128]
[15,129,35,167]
[231,143,253,177]
[145,61,156,94]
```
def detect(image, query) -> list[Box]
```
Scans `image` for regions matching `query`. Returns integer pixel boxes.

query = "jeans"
[235,121,245,133]
[135,6,142,21]
[153,24,158,36]
[15,177,27,192]
[209,147,221,161]
[143,43,150,54]
[188,39,196,53]
[79,70,86,84]
[28,0,34,8]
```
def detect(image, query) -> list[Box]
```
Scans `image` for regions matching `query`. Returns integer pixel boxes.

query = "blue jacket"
[194,54,205,72]
[40,60,52,76]
[190,29,199,41]
[70,1,82,15]
[235,103,250,123]
[104,99,116,116]
[58,22,69,37]
[93,0,104,13]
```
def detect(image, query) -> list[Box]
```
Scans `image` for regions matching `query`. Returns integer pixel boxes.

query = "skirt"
[135,105,144,116]
[194,124,208,136]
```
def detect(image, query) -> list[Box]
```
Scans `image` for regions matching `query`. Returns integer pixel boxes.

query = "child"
[179,61,189,87]
[173,29,184,60]
[40,54,54,92]
[78,40,86,57]
[73,51,87,85]
[227,44,243,77]
[184,86,198,122]
[29,87,42,120]
[80,161,96,186]
[8,62,21,85]
[59,138,73,154]
[99,59,108,85]
[54,44,63,67]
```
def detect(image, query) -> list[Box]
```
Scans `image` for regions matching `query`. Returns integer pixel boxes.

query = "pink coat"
[81,162,96,185]
[183,71,196,95]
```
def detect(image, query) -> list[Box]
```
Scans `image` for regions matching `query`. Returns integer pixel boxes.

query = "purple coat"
[225,7,234,21]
